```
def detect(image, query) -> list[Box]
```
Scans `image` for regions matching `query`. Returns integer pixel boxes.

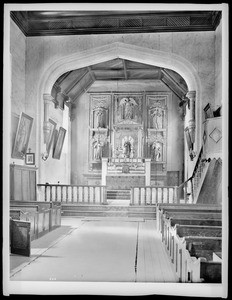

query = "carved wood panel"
[146,93,169,173]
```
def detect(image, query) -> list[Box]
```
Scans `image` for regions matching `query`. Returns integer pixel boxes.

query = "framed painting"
[25,152,35,165]
[46,119,57,155]
[53,127,66,159]
[12,112,33,159]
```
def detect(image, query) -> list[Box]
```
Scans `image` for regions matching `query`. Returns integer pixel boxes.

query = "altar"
[106,174,145,189]
[88,92,169,179]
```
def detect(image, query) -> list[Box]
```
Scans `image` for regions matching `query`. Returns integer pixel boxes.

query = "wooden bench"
[156,204,222,232]
[175,224,222,238]
[185,236,222,253]
[165,226,222,283]
[10,205,39,240]
[10,202,61,256]
[200,260,221,283]
[158,208,222,283]
[169,218,222,227]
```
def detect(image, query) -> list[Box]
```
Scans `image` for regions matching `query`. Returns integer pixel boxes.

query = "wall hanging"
[12,112,33,159]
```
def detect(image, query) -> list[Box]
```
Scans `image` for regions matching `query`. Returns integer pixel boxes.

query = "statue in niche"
[151,107,163,129]
[94,108,105,128]
[152,141,162,161]
[119,97,137,120]
[93,139,103,160]
[123,141,131,158]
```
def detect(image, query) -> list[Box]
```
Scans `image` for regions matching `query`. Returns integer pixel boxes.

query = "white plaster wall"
[10,21,26,115]
[10,21,27,166]
[26,30,215,110]
[71,93,89,184]
[167,93,184,173]
[40,105,71,184]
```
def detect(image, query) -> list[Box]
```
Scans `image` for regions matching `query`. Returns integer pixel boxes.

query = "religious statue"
[152,142,162,161]
[123,141,131,158]
[119,97,137,120]
[95,108,105,128]
[151,107,163,129]
[93,140,103,160]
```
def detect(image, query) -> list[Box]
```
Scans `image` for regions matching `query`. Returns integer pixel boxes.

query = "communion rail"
[37,184,107,204]
[130,186,179,205]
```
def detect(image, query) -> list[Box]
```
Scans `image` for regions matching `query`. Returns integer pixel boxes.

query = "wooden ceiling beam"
[161,69,188,94]
[64,68,89,94]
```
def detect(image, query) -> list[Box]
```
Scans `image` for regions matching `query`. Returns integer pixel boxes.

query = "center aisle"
[10,218,178,282]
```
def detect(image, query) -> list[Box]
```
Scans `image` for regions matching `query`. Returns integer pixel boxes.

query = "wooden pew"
[10,202,61,247]
[158,207,222,283]
[200,260,221,283]
[175,224,222,238]
[166,225,222,283]
[10,205,39,240]
[10,209,29,221]
[185,236,222,254]
[156,203,222,232]
[169,218,222,227]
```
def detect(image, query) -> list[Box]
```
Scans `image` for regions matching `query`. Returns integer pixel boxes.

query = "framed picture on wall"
[53,127,66,159]
[12,112,34,159]
[46,119,57,155]
[25,152,35,165]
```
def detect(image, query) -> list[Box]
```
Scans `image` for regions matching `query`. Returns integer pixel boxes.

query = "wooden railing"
[130,186,179,205]
[178,146,211,203]
[37,184,107,204]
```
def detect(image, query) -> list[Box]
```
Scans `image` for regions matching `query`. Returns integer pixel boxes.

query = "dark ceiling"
[11,10,221,36]
[51,58,188,104]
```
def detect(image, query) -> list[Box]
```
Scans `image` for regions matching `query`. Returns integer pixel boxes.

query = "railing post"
[174,186,179,203]
[190,178,194,204]
[101,158,108,186]
[44,184,48,202]
[131,188,134,206]
[145,158,151,186]
[102,186,107,205]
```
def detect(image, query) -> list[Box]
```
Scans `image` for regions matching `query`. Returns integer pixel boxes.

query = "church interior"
[4,4,228,297]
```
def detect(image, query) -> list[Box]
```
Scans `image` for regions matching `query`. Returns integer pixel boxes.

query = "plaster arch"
[39,42,201,95]
[37,42,203,182]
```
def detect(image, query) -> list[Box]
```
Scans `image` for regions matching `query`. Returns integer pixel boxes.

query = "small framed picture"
[25,152,35,165]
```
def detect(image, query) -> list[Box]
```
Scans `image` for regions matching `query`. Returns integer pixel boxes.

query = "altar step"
[61,204,156,219]
[107,189,131,200]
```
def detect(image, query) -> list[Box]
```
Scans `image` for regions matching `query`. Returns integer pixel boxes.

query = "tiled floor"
[10,217,178,282]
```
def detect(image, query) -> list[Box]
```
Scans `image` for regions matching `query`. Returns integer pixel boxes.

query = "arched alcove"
[37,42,202,184]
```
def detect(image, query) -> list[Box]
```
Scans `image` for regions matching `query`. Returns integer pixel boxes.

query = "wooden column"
[101,158,108,186]
[145,158,151,186]
[186,91,196,145]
